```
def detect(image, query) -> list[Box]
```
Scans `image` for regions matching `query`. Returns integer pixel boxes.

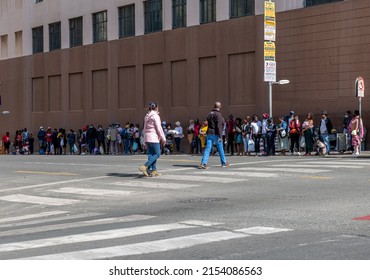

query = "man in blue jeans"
[200,102,230,169]
[319,111,333,155]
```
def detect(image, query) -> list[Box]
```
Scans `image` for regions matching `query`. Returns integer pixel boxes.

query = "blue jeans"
[145,142,161,171]
[320,133,330,154]
[201,134,227,166]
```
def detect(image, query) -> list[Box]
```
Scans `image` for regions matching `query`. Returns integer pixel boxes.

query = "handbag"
[300,136,306,148]
[248,139,255,152]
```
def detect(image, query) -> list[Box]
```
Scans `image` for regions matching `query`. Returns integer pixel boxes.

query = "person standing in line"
[242,116,252,156]
[173,121,183,154]
[264,118,276,156]
[250,115,262,156]
[139,102,166,177]
[200,102,230,169]
[302,113,314,156]
[276,116,289,156]
[319,111,333,155]
[2,132,11,154]
[349,110,363,156]
[226,115,235,155]
[193,119,202,155]
[289,113,301,155]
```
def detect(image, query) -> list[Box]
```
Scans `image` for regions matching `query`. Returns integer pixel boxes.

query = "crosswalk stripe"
[0,194,80,206]
[200,171,278,178]
[0,222,197,253]
[50,187,141,196]
[0,215,156,238]
[238,167,329,174]
[157,174,246,183]
[21,231,248,260]
[300,160,370,166]
[0,211,68,224]
[235,227,293,235]
[270,164,363,169]
[112,181,199,189]
[0,212,101,229]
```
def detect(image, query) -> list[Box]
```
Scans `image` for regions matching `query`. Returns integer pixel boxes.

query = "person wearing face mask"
[343,111,352,134]
[97,125,106,155]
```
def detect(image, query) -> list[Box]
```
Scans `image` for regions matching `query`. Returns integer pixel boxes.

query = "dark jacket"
[206,109,224,139]
[319,118,333,135]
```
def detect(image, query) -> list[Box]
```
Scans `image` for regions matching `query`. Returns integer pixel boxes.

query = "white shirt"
[320,118,328,134]
[174,126,183,138]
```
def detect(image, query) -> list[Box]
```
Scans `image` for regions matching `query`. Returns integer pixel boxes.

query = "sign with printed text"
[264,42,276,61]
[264,1,276,41]
[356,76,365,98]
[264,61,277,82]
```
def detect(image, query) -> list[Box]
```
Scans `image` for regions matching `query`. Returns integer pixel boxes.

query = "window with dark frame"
[32,26,43,54]
[172,0,186,29]
[230,0,254,18]
[70,17,83,47]
[200,0,216,24]
[305,0,343,7]
[144,0,163,34]
[49,22,61,51]
[92,10,107,43]
[119,4,135,38]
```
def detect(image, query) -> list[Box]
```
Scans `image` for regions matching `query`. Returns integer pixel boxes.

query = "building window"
[35,0,43,3]
[92,11,107,43]
[119,4,135,38]
[144,0,163,34]
[172,0,186,29]
[70,17,83,47]
[32,26,43,54]
[305,0,343,7]
[49,22,61,51]
[200,0,216,24]
[230,0,254,18]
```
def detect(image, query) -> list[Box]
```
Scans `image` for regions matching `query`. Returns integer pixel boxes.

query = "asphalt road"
[0,153,370,260]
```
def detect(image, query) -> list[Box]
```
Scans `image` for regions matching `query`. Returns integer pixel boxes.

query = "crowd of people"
[1,109,365,157]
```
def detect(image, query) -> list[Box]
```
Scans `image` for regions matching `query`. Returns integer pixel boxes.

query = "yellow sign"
[264,1,276,41]
[264,42,275,61]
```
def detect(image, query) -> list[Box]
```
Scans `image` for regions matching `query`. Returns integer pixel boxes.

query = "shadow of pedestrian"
[172,164,200,169]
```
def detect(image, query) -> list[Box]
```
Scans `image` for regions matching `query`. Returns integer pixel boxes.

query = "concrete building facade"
[0,0,368,144]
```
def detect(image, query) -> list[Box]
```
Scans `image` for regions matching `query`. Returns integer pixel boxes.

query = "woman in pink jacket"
[139,102,166,177]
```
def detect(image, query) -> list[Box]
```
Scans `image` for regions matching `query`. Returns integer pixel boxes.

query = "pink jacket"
[143,110,166,143]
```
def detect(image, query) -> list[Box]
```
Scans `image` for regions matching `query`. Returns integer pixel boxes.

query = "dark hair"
[354,110,360,116]
[149,102,158,111]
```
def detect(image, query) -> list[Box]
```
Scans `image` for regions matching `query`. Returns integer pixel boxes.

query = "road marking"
[112,181,199,189]
[179,220,224,227]
[238,167,329,174]
[299,160,370,166]
[301,176,332,180]
[200,171,278,178]
[21,231,247,260]
[51,187,141,196]
[0,212,101,229]
[0,211,68,224]
[0,194,81,206]
[353,215,370,220]
[156,174,246,183]
[0,222,196,253]
[270,164,363,169]
[0,176,109,193]
[235,227,293,235]
[15,171,78,176]
[0,215,156,238]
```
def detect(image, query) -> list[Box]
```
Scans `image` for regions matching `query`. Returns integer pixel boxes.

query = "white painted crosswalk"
[0,211,293,260]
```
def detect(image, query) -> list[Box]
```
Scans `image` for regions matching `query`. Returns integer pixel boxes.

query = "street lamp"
[1,111,10,115]
[268,79,290,118]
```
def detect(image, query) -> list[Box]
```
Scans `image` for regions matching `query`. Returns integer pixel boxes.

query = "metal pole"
[269,81,272,118]
[359,97,362,153]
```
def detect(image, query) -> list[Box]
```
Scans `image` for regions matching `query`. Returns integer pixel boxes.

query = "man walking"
[200,102,230,169]
[319,111,333,155]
